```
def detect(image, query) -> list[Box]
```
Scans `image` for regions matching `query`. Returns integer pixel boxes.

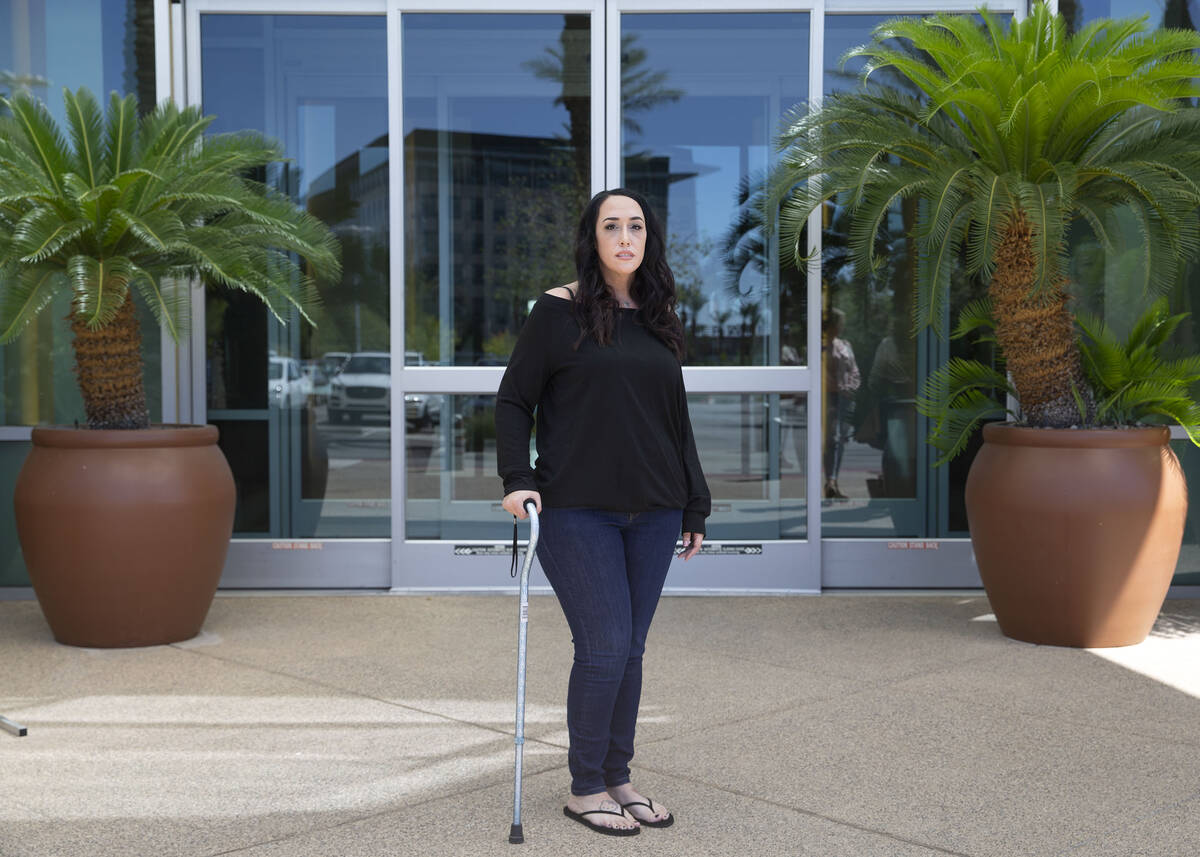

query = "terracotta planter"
[965,423,1186,648]
[13,425,235,648]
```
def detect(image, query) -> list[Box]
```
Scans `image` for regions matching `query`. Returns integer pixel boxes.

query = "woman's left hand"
[676,532,703,561]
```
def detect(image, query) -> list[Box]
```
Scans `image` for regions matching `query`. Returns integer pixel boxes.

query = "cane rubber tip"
[509,823,524,844]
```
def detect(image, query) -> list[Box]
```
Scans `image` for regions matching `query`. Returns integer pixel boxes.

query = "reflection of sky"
[402,15,581,140]
[201,15,388,202]
[622,13,809,323]
[1076,0,1198,23]
[0,0,132,126]
[824,15,888,95]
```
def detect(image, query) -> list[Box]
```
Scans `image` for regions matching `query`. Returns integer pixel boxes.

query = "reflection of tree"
[491,166,581,335]
[620,35,684,142]
[712,307,732,360]
[522,15,591,192]
[668,233,707,356]
[526,22,683,164]
[0,71,47,99]
[405,265,441,362]
[737,299,763,363]
[721,171,805,362]
[1163,0,1197,29]
[124,0,158,117]
[311,229,388,356]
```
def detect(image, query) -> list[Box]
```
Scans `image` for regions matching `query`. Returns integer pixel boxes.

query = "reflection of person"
[781,343,804,469]
[867,321,917,498]
[495,188,711,837]
[822,308,860,498]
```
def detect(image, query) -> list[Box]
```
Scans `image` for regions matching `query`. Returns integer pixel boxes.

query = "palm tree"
[776,4,1200,439]
[0,87,340,429]
[712,307,732,359]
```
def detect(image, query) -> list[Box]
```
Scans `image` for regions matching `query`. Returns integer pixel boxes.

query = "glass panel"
[402,14,590,366]
[0,441,30,585]
[620,13,809,367]
[1171,440,1200,585]
[202,14,389,540]
[406,394,502,540]
[0,0,159,426]
[405,392,805,541]
[1069,4,1200,588]
[700,393,807,539]
[1060,0,1196,32]
[820,14,995,539]
[213,419,270,534]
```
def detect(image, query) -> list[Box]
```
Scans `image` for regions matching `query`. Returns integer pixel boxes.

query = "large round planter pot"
[965,423,1186,648]
[13,425,235,648]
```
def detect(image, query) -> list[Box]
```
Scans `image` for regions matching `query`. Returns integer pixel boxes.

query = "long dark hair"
[572,188,685,361]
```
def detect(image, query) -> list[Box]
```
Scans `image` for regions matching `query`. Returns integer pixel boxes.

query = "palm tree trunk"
[72,297,151,429]
[988,214,1092,427]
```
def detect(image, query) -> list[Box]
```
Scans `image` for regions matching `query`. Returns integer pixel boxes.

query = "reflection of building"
[403,129,672,361]
[307,135,390,240]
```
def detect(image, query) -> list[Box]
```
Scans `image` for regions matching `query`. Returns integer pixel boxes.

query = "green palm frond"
[103,92,139,177]
[0,85,342,428]
[64,88,107,187]
[1078,301,1200,441]
[68,255,140,329]
[0,266,64,342]
[1,94,73,195]
[778,1,1200,299]
[129,268,189,342]
[917,357,1016,464]
[951,297,995,341]
[776,2,1200,458]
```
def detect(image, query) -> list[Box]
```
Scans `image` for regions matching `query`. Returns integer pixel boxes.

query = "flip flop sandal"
[621,799,675,828]
[563,805,641,836]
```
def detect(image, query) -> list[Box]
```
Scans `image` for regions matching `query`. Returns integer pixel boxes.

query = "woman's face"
[594,195,646,285]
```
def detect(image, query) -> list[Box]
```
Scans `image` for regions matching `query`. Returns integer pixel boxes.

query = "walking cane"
[509,499,539,844]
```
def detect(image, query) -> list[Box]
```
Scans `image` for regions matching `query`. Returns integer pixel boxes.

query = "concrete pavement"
[1,593,1198,857]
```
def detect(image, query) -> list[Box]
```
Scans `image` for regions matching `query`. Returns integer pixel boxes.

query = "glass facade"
[3,0,1198,591]
[402,14,590,368]
[0,0,160,429]
[0,0,157,587]
[620,13,810,368]
[1060,0,1200,587]
[819,14,996,538]
[201,14,390,541]
[405,392,806,542]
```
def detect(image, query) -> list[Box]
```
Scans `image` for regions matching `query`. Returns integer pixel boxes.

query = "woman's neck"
[608,286,636,308]
[606,276,635,307]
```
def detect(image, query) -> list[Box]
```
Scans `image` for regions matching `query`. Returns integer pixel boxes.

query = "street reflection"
[404,394,807,541]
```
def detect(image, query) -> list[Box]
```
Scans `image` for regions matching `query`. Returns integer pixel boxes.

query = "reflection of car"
[404,392,442,430]
[328,352,390,423]
[301,361,331,404]
[269,356,312,408]
[321,351,351,377]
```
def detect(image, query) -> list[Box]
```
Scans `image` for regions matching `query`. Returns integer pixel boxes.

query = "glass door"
[613,7,816,591]
[393,3,605,588]
[186,2,1023,591]
[188,2,391,586]
[393,1,819,591]
[816,5,1024,588]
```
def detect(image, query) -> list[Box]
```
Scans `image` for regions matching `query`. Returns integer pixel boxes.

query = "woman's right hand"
[502,490,542,519]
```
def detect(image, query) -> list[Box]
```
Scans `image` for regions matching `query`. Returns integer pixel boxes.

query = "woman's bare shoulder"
[544,282,577,300]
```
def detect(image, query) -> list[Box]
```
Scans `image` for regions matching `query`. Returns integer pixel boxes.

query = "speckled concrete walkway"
[1,593,1198,857]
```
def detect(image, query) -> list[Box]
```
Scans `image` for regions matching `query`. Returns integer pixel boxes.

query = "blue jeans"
[536,507,683,796]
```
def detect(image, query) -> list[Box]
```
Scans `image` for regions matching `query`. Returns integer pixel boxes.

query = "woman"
[495,188,711,837]
[822,307,860,499]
